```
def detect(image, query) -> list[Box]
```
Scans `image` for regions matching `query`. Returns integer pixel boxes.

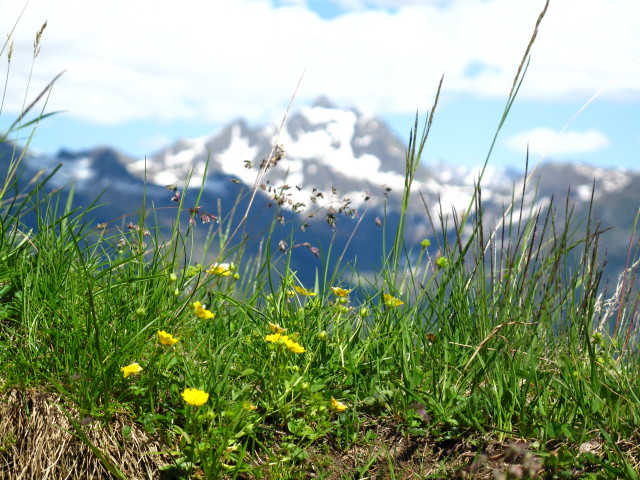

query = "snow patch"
[301,106,357,128]
[214,123,261,185]
[155,170,180,186]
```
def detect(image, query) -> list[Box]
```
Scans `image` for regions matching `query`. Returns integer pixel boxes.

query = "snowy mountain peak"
[119,98,417,211]
[114,99,634,224]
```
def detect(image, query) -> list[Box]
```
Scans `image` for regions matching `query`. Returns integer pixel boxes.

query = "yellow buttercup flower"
[265,333,283,343]
[293,285,316,296]
[181,388,209,407]
[268,322,287,334]
[265,333,305,353]
[282,337,306,354]
[383,293,404,307]
[158,330,179,346]
[330,397,348,412]
[192,301,214,319]
[207,263,232,276]
[121,363,142,378]
[331,287,351,297]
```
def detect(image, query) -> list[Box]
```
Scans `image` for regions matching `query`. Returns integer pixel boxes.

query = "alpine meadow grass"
[1,2,640,479]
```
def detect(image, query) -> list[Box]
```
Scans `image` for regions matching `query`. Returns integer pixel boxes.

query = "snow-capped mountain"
[123,97,413,215]
[2,97,639,285]
[126,97,409,196]
[120,96,523,225]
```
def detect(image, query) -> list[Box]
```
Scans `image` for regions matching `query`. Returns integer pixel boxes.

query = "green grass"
[1,3,640,479]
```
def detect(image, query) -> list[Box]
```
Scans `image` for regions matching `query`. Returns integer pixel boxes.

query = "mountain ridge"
[2,98,639,285]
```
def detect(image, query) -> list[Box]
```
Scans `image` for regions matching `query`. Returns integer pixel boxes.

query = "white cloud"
[0,0,639,126]
[327,0,443,9]
[503,127,610,156]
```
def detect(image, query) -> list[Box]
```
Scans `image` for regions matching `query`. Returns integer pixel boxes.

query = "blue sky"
[1,0,639,172]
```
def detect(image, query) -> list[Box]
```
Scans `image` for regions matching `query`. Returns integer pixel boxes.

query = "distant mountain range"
[2,97,639,287]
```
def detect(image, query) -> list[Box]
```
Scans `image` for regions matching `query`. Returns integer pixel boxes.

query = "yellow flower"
[331,287,351,297]
[158,330,179,346]
[282,337,306,354]
[265,333,283,343]
[293,285,316,296]
[265,333,305,353]
[383,293,404,307]
[242,401,257,411]
[181,388,209,407]
[121,363,142,378]
[207,263,232,276]
[192,301,214,319]
[330,397,348,412]
[268,322,287,334]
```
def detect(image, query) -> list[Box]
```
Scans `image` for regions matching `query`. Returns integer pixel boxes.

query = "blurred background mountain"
[2,99,637,289]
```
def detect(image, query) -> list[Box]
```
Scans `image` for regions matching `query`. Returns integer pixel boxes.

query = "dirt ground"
[2,387,636,479]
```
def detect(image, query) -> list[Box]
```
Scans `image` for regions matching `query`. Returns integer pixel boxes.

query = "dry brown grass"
[0,388,171,480]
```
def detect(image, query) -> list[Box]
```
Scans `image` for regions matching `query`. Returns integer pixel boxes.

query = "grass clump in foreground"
[2,4,640,479]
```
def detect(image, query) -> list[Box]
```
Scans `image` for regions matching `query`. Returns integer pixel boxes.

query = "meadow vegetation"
[1,2,640,478]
